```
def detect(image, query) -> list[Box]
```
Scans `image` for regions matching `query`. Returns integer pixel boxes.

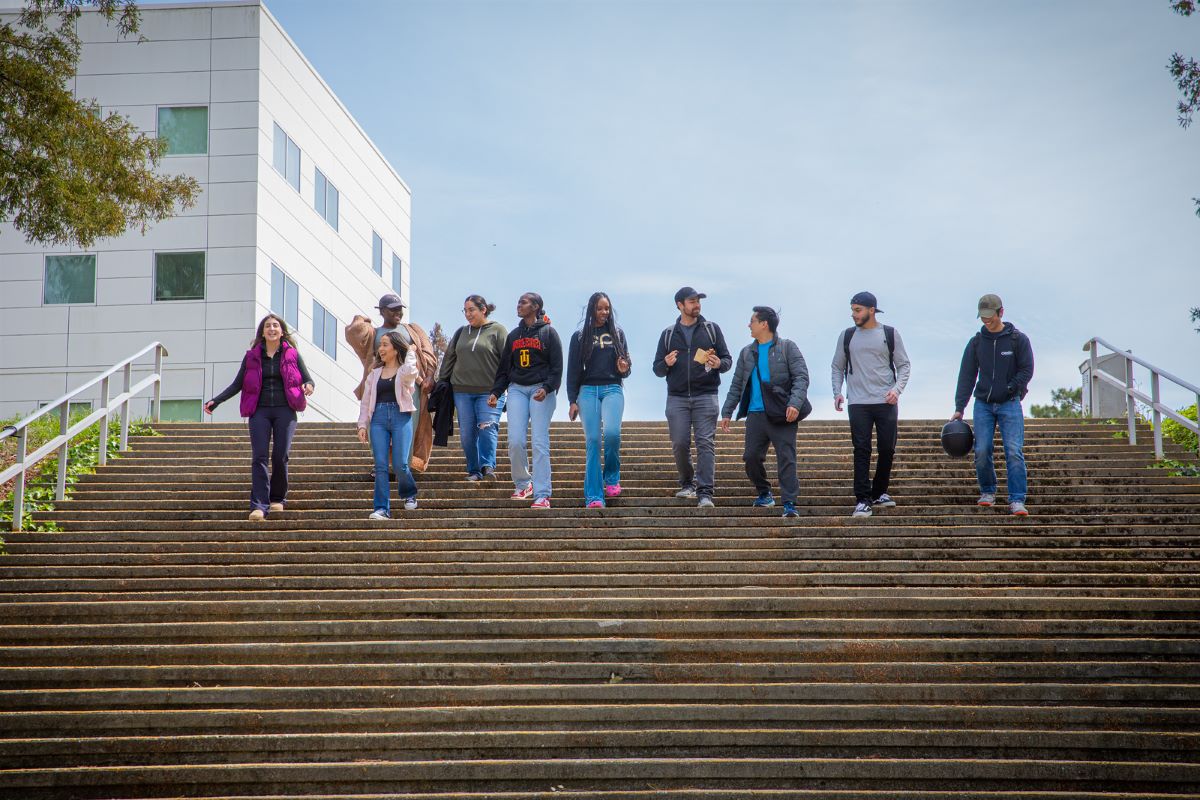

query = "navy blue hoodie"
[955,322,1035,412]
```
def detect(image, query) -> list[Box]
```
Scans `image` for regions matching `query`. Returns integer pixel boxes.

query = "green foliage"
[1191,306,1199,334]
[1162,403,1199,452]
[0,0,200,248]
[1031,386,1084,418]
[1151,459,1200,477]
[1,410,157,534]
[1170,1,1200,217]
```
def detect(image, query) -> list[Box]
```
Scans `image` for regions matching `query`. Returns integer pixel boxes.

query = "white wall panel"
[210,101,259,131]
[210,69,259,103]
[76,71,211,106]
[212,5,260,39]
[97,277,151,306]
[207,214,257,248]
[206,181,258,216]
[210,127,258,157]
[210,37,259,71]
[79,39,211,75]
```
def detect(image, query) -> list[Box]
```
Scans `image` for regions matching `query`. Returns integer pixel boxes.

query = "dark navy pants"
[248,404,297,513]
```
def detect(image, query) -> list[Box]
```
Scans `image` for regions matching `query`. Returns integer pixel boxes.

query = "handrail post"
[119,363,131,453]
[56,403,69,502]
[1196,392,1200,457]
[11,428,27,533]
[1151,371,1163,460]
[1125,355,1137,445]
[98,376,110,468]
[1088,341,1100,418]
[152,345,163,423]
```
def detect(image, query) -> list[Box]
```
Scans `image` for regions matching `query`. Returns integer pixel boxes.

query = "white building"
[0,0,412,422]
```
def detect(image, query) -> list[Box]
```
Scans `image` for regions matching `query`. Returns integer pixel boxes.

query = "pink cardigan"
[357,350,420,429]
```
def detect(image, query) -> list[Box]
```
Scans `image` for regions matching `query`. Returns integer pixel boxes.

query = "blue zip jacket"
[954,322,1035,412]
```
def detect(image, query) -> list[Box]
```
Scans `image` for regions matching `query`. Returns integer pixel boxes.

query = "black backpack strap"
[842,327,856,375]
[884,324,896,378]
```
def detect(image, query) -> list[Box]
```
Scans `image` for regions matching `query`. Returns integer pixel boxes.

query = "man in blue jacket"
[951,293,1035,516]
[652,286,733,508]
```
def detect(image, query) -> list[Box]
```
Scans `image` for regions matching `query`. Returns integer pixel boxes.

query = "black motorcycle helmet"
[941,419,975,458]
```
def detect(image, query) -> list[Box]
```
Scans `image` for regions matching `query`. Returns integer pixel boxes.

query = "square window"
[44,255,96,304]
[372,232,383,276]
[392,253,403,295]
[159,399,202,422]
[158,106,208,155]
[154,251,205,301]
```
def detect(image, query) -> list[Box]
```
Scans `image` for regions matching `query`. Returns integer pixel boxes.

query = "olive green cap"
[977,293,1003,319]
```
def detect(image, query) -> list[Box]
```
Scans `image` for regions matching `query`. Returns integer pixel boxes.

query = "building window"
[44,254,96,305]
[314,167,339,230]
[154,251,205,301]
[159,399,202,422]
[272,123,301,192]
[312,300,337,359]
[158,106,208,155]
[270,264,299,330]
[372,231,383,276]
[391,253,403,295]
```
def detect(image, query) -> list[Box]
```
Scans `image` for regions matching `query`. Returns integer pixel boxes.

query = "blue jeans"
[506,383,556,499]
[578,384,624,504]
[454,392,503,475]
[369,402,417,514]
[973,398,1027,503]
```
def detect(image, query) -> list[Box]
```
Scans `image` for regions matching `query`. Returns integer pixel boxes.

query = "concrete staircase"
[0,418,1198,798]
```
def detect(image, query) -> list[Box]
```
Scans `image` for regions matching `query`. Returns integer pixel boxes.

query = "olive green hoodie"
[438,320,509,394]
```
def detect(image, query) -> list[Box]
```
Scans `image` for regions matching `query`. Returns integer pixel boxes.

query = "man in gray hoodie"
[831,291,912,518]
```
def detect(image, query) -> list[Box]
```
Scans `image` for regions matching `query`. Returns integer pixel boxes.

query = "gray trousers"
[666,393,719,497]
[743,411,799,503]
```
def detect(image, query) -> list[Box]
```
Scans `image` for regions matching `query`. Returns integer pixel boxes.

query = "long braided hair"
[579,291,626,365]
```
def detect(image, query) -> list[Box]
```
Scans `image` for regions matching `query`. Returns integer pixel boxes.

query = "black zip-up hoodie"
[491,318,563,396]
[954,321,1035,412]
[652,314,733,397]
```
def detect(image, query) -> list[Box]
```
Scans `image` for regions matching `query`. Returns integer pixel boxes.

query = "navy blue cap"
[674,286,707,304]
[850,291,882,313]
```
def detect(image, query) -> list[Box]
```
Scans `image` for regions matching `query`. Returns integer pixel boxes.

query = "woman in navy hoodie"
[488,292,563,509]
[205,314,314,520]
[567,292,632,508]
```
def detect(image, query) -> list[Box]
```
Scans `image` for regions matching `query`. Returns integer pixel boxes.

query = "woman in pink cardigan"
[357,331,421,519]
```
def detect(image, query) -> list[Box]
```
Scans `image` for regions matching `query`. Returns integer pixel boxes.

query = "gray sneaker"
[697,495,715,508]
[675,486,698,499]
[1010,501,1029,516]
[852,502,872,518]
[977,493,996,507]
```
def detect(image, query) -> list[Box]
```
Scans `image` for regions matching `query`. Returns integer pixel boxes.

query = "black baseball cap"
[850,291,882,313]
[377,293,406,311]
[674,286,707,304]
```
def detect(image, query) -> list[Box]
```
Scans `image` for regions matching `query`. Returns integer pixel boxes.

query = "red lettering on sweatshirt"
[512,337,544,351]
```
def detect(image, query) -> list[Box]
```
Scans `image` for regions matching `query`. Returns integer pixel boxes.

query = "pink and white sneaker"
[510,485,533,501]
[586,500,605,509]
[604,484,622,498]
[531,497,551,509]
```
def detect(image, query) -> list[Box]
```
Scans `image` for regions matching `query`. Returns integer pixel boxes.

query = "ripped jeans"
[453,391,504,476]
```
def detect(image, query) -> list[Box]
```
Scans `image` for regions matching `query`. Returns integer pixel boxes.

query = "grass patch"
[1,410,158,537]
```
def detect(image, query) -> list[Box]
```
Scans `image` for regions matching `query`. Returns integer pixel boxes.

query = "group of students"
[205,286,1035,520]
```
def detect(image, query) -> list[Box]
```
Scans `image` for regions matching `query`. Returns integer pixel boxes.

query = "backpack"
[842,325,895,378]
[661,320,717,357]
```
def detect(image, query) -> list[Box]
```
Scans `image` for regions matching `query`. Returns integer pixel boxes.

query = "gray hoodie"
[438,320,509,394]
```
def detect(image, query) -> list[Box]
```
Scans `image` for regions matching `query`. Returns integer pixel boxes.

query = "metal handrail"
[1083,337,1200,460]
[1,342,168,532]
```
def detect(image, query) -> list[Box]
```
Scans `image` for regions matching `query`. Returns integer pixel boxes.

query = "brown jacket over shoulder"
[345,314,437,473]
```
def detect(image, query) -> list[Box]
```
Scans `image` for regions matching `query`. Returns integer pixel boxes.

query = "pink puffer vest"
[240,341,307,417]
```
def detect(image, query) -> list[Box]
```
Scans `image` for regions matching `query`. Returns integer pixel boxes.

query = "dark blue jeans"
[248,404,297,513]
[973,398,1027,503]
[370,402,417,514]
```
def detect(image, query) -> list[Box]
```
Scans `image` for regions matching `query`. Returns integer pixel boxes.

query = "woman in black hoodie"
[488,292,563,508]
[567,292,631,508]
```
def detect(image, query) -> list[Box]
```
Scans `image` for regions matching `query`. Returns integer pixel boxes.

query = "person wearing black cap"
[831,291,911,518]
[652,286,733,508]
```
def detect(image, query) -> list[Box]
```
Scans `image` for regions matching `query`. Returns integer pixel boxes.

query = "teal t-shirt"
[748,342,771,412]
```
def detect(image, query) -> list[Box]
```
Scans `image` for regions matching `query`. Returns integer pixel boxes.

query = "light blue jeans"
[506,383,556,499]
[369,402,416,514]
[578,384,624,505]
[454,391,503,476]
[973,398,1027,503]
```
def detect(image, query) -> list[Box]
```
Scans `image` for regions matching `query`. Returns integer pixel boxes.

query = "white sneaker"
[675,486,698,499]
[852,502,872,518]
[697,496,715,509]
[978,493,996,507]
[403,497,418,511]
[369,510,389,520]
[871,494,896,508]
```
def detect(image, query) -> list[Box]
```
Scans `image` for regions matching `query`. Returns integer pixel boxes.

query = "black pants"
[743,411,799,503]
[848,402,898,502]
[248,405,297,512]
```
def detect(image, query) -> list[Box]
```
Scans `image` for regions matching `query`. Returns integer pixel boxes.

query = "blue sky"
[269,0,1200,420]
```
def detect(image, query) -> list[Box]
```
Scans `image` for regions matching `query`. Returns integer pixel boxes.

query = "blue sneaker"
[781,502,798,518]
[753,493,775,508]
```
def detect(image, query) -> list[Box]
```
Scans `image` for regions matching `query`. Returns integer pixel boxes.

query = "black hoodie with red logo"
[491,318,563,396]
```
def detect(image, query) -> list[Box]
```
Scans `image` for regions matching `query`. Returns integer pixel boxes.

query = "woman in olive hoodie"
[438,295,509,480]
[488,292,563,509]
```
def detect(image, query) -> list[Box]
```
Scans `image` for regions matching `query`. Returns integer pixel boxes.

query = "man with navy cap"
[831,291,911,518]
[652,286,733,507]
